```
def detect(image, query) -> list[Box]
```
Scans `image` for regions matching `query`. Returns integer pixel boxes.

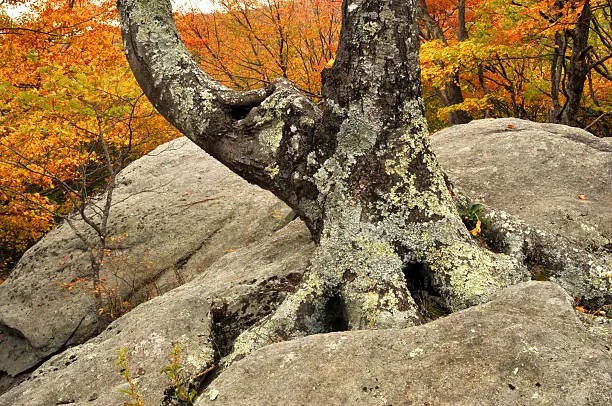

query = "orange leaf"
[507,124,514,129]
[470,219,482,237]
[577,195,586,200]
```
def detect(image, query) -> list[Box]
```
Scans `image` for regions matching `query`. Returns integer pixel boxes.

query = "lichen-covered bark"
[223,0,528,364]
[479,208,611,307]
[117,0,322,215]
[118,0,528,368]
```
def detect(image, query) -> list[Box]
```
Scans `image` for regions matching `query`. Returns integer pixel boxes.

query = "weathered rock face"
[432,118,611,249]
[1,120,609,402]
[432,119,611,305]
[0,137,293,377]
[199,281,611,406]
[0,221,314,406]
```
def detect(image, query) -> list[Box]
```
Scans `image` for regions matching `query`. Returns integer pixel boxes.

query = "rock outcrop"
[0,138,293,377]
[432,118,611,305]
[199,282,611,406]
[0,221,313,405]
[0,119,610,403]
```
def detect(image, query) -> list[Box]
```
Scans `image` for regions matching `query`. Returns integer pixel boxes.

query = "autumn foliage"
[176,0,341,96]
[1,0,610,281]
[418,0,611,132]
[0,0,179,279]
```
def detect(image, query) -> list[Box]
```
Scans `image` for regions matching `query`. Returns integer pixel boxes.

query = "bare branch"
[588,52,612,70]
[585,110,611,130]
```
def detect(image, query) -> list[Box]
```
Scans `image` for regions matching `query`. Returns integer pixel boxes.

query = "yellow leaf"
[470,219,482,237]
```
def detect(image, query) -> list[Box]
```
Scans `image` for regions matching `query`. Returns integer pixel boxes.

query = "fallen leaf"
[575,306,586,313]
[470,218,482,237]
[507,124,514,129]
[577,195,586,200]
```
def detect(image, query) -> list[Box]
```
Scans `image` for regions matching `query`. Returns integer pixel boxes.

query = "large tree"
[117,0,528,364]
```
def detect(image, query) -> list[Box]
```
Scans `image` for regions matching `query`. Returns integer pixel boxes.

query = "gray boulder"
[199,281,611,406]
[0,137,293,377]
[1,119,610,401]
[432,118,611,304]
[0,221,313,405]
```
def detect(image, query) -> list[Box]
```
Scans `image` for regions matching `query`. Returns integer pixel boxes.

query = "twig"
[177,197,220,207]
[585,110,611,130]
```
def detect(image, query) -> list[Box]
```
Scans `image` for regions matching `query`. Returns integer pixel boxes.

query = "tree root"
[481,208,611,306]
[223,219,528,367]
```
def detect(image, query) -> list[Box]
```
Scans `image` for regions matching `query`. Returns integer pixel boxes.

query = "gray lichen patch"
[248,82,315,162]
[336,112,379,155]
[341,270,419,330]
[258,121,285,155]
[425,241,528,310]
[181,342,215,371]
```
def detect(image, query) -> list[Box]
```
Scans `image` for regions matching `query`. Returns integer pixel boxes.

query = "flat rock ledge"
[200,281,611,406]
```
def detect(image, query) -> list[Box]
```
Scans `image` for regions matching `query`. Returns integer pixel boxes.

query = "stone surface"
[199,281,611,406]
[432,119,611,304]
[0,137,293,377]
[1,119,610,401]
[432,118,611,250]
[0,221,313,406]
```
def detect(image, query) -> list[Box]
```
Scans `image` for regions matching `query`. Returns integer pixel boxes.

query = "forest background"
[1,0,610,283]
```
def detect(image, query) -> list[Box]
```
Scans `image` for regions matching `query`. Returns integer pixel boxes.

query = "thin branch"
[585,110,611,130]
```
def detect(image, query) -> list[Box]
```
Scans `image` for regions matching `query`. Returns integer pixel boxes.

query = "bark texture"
[549,0,593,127]
[118,0,528,367]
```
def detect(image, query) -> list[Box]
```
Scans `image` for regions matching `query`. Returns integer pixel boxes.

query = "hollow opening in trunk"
[403,262,450,320]
[229,105,255,121]
[324,293,349,332]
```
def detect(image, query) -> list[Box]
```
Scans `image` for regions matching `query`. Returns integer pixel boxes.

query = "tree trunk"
[417,0,471,125]
[548,0,592,127]
[560,0,592,126]
[118,0,527,366]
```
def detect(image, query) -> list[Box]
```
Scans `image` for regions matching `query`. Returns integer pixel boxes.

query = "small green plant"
[457,201,484,226]
[115,347,145,406]
[456,201,486,236]
[161,345,198,405]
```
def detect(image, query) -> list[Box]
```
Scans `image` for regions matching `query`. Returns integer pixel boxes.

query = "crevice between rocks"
[0,315,87,398]
[209,272,304,360]
[183,272,305,399]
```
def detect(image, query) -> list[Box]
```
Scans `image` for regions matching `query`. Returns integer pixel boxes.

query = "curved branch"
[117,0,321,214]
